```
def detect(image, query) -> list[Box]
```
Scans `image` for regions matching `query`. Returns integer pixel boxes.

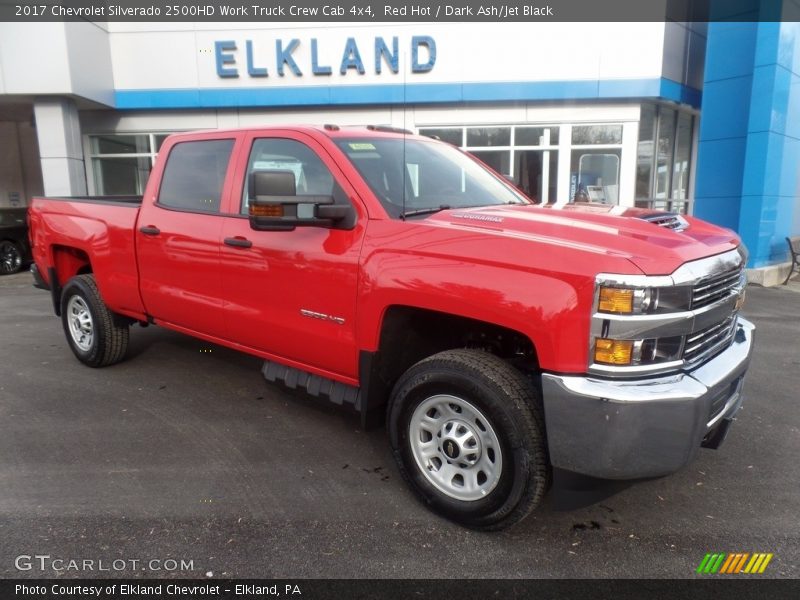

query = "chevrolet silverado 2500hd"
[28,125,754,530]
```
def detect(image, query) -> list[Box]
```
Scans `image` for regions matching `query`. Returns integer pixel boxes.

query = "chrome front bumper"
[541,317,755,480]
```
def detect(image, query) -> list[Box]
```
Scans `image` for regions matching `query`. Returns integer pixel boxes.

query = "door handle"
[224,237,253,249]
[139,226,161,236]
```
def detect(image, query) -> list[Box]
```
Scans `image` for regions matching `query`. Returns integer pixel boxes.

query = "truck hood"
[423,203,740,275]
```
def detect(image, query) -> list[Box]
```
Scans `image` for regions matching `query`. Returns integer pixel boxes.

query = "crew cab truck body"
[28,126,754,529]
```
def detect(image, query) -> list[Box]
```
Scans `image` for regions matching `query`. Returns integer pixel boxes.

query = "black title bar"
[4,579,800,600]
[2,0,800,22]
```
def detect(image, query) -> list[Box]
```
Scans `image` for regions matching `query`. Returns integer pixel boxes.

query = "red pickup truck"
[28,125,754,529]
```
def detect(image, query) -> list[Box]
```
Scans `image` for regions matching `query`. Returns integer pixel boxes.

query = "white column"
[33,98,87,196]
[555,124,572,205]
[618,120,639,208]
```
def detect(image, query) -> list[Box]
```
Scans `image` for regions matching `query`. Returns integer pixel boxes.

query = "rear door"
[219,131,367,381]
[137,134,238,338]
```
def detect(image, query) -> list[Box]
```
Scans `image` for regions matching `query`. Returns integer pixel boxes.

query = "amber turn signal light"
[249,204,284,217]
[594,338,634,365]
[598,287,634,313]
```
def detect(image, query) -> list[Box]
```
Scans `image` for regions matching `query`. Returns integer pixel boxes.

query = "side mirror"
[247,170,353,231]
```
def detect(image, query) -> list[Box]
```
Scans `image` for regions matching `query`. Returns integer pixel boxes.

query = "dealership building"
[0,15,798,282]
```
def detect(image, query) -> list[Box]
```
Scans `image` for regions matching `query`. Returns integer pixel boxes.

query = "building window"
[635,104,696,212]
[466,127,511,147]
[655,108,676,199]
[516,126,560,146]
[570,150,621,203]
[672,112,693,200]
[419,128,463,146]
[471,150,511,177]
[636,105,657,198]
[571,124,623,145]
[516,149,558,204]
[92,156,152,196]
[419,124,561,204]
[88,133,176,196]
[569,123,624,204]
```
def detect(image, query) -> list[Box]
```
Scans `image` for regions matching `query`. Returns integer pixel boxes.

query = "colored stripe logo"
[697,553,773,574]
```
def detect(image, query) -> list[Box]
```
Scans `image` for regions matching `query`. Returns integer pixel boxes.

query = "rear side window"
[158,139,234,212]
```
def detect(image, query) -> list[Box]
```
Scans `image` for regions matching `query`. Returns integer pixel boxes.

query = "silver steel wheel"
[66,295,94,352]
[0,241,22,274]
[409,394,504,502]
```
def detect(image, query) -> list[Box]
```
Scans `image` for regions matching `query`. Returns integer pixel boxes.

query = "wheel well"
[45,246,92,317]
[52,245,92,285]
[372,306,538,399]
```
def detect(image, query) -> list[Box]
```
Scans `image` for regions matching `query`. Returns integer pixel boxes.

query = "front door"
[220,132,366,381]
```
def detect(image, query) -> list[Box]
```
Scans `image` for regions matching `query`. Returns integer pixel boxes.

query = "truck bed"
[28,195,146,319]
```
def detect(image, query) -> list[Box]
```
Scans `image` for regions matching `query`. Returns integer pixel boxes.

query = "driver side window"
[241,138,335,214]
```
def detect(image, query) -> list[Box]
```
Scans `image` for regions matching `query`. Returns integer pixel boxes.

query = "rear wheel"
[60,274,129,367]
[0,240,23,275]
[388,349,550,530]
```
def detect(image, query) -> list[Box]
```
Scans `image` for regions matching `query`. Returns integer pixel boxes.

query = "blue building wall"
[694,8,800,268]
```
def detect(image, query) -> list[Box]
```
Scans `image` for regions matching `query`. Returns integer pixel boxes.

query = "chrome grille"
[683,315,737,366]
[691,266,743,310]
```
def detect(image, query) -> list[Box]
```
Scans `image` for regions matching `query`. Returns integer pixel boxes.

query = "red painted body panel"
[218,131,368,379]
[28,126,742,383]
[27,199,146,320]
[137,208,229,338]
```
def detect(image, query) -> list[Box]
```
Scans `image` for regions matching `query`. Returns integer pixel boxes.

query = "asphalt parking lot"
[0,270,798,579]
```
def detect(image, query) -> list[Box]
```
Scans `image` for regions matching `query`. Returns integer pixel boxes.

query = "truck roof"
[165,124,424,143]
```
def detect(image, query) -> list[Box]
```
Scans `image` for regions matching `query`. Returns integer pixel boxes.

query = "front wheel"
[388,349,550,530]
[60,274,129,367]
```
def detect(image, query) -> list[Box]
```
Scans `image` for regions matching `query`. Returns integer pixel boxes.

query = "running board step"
[261,360,362,411]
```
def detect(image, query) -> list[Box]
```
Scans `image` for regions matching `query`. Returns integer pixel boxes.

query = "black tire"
[0,240,23,275]
[388,348,550,530]
[60,274,129,367]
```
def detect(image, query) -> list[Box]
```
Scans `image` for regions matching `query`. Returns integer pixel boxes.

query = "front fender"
[357,250,593,373]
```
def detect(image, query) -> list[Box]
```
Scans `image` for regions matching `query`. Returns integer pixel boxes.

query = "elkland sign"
[214,35,437,79]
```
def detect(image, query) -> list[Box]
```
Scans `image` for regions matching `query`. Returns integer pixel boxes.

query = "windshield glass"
[335,138,530,218]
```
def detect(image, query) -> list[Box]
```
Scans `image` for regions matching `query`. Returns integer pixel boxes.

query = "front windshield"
[335,137,530,218]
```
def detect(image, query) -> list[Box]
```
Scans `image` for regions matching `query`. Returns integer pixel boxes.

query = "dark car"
[0,207,31,275]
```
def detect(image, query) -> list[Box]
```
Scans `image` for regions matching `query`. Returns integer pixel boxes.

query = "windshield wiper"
[400,205,451,220]
[400,200,526,219]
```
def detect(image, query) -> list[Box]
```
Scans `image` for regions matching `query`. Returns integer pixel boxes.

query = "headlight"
[597,285,691,315]
[598,287,652,314]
